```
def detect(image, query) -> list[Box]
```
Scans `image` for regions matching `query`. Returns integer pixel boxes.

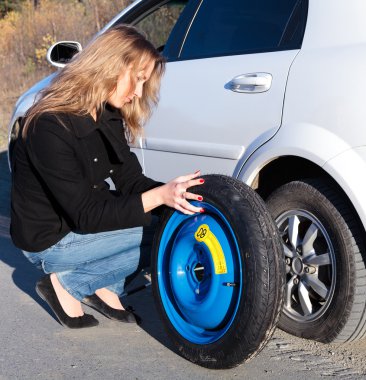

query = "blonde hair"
[23,24,165,141]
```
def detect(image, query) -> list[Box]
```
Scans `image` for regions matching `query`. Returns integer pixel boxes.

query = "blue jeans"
[22,223,156,301]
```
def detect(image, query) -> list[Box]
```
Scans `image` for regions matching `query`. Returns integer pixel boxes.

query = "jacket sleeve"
[26,115,153,233]
[111,148,163,196]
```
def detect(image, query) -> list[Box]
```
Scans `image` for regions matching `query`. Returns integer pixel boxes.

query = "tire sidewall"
[152,175,284,368]
[267,181,355,341]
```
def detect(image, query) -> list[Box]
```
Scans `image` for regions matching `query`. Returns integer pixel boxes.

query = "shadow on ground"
[0,149,175,354]
[0,150,41,301]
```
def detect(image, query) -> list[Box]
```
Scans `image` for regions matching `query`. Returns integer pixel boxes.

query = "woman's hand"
[141,170,205,215]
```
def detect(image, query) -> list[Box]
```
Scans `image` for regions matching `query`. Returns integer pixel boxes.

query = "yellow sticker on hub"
[194,224,227,274]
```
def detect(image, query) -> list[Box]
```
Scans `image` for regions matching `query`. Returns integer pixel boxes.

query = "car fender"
[8,72,56,133]
[323,146,366,231]
[7,73,57,168]
[236,122,366,231]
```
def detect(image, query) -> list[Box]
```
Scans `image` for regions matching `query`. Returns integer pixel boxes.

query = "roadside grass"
[0,0,131,150]
[0,70,50,150]
[0,0,176,151]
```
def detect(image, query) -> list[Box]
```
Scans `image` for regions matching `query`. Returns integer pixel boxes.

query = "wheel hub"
[193,262,205,282]
[276,210,336,322]
[292,257,304,275]
[157,202,243,344]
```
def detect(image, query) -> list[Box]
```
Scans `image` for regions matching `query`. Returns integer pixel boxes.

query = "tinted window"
[180,0,307,59]
[133,1,188,51]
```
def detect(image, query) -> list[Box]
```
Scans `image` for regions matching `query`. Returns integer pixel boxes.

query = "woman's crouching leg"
[56,245,142,301]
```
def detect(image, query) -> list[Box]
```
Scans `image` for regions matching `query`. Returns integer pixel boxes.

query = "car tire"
[266,178,366,343]
[151,175,284,368]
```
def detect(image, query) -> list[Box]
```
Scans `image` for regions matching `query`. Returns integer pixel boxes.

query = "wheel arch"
[244,155,366,239]
[252,156,324,199]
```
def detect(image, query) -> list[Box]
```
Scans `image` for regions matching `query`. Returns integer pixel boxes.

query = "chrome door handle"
[228,73,272,93]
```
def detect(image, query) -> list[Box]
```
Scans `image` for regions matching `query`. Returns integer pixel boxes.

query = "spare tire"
[151,175,285,369]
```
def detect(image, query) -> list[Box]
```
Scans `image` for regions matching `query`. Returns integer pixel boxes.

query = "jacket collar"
[69,104,127,162]
[71,104,123,139]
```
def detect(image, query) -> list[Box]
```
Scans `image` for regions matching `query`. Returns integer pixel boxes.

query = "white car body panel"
[238,122,366,227]
[7,74,55,167]
[143,50,298,181]
[7,0,366,235]
[302,0,366,49]
[323,147,366,228]
[238,0,366,231]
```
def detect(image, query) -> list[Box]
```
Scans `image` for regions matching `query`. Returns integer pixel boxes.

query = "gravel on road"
[1,149,366,380]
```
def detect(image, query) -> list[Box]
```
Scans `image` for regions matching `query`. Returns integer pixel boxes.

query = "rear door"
[137,0,307,181]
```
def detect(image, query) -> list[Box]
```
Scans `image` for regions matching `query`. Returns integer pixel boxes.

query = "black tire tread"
[267,178,366,343]
[216,175,285,360]
[152,174,285,368]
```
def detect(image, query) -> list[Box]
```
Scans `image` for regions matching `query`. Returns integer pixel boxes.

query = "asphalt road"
[1,149,366,380]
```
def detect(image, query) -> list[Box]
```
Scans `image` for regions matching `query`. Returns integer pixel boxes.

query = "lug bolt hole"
[193,262,205,282]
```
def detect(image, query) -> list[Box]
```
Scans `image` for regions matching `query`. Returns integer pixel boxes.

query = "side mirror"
[46,41,82,68]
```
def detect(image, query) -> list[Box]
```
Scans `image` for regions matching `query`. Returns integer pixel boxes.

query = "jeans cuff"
[55,272,84,301]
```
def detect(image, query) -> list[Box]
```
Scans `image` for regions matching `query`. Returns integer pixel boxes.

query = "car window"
[179,0,308,60]
[133,1,188,52]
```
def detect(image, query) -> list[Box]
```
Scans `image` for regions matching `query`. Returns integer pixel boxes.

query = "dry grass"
[0,0,130,149]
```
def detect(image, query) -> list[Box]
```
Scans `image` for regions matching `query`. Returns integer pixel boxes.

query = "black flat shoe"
[82,294,137,323]
[36,275,99,329]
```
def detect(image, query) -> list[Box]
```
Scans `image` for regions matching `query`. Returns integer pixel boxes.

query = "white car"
[8,0,366,345]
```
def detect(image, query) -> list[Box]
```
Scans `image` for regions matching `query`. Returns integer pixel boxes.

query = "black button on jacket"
[11,106,162,252]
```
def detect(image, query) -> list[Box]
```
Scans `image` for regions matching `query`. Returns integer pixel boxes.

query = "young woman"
[10,25,204,328]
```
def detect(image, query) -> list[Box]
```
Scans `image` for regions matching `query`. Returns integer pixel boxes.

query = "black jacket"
[11,105,161,252]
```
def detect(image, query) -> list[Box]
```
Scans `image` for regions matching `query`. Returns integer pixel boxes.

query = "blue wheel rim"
[157,202,243,344]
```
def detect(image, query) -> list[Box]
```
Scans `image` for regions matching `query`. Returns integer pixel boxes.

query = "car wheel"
[266,178,366,343]
[151,175,284,368]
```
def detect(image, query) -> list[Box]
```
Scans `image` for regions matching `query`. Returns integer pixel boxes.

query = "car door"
[136,0,307,182]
